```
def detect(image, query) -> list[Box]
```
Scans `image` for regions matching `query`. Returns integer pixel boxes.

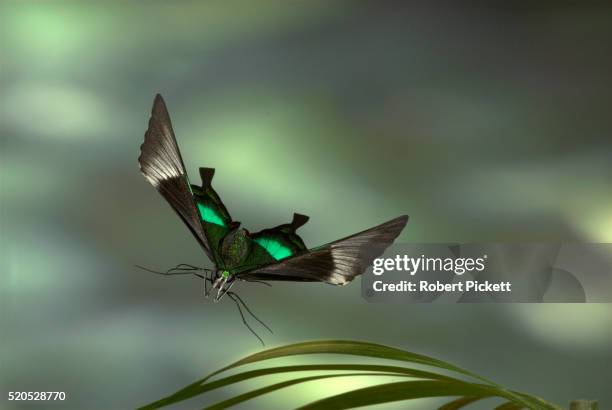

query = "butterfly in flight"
[138,94,408,343]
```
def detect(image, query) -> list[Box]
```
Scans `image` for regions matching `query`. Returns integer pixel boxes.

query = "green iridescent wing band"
[190,168,234,266]
[252,213,309,259]
[237,215,408,285]
[229,213,310,274]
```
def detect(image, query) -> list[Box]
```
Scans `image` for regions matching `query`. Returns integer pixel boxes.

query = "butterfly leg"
[226,291,273,334]
[204,271,210,297]
[227,292,264,346]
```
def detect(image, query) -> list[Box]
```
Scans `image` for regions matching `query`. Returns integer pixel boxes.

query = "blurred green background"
[2,1,612,409]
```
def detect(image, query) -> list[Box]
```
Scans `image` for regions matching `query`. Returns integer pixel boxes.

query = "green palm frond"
[138,340,565,410]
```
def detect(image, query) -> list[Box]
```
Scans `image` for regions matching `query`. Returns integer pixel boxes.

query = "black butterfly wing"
[138,94,217,262]
[237,215,408,285]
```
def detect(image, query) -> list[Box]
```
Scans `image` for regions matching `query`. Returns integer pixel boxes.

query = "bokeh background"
[2,2,612,409]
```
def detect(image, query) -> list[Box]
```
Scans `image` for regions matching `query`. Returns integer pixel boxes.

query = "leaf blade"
[137,363,460,410]
[203,373,409,410]
[296,380,521,410]
[198,340,492,386]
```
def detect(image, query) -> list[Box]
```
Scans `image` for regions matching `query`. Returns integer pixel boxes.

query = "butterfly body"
[139,94,408,304]
[220,227,251,270]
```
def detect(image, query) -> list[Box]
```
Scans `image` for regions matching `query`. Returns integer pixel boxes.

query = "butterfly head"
[211,270,235,302]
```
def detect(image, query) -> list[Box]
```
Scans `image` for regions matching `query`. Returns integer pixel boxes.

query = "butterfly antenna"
[135,265,206,280]
[227,293,265,346]
[228,291,273,334]
[174,263,211,271]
